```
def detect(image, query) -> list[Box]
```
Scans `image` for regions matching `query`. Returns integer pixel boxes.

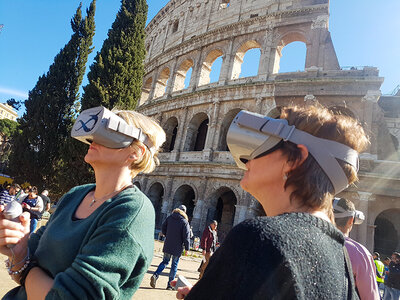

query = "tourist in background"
[334,197,380,300]
[150,204,191,290]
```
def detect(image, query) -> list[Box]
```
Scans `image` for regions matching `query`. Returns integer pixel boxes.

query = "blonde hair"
[279,104,369,219]
[113,109,166,177]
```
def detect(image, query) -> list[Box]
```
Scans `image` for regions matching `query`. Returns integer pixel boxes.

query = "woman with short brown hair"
[176,104,367,299]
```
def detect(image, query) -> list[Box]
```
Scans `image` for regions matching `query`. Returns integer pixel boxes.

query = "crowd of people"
[0,184,51,233]
[0,104,398,300]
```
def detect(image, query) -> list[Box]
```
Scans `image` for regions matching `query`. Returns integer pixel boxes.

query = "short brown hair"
[279,104,369,218]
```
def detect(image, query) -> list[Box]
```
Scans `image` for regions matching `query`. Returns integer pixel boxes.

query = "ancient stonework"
[135,0,400,254]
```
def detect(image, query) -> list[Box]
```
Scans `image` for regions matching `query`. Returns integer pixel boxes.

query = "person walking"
[199,220,218,279]
[150,204,191,290]
[384,252,400,300]
[19,186,44,233]
[373,252,386,298]
[334,197,380,300]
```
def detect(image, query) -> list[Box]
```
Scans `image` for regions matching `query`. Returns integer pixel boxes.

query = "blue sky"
[0,0,399,116]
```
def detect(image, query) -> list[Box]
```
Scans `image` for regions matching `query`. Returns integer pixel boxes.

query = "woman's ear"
[285,144,309,172]
[128,144,146,162]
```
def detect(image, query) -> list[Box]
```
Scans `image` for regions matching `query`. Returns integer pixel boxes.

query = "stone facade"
[135,0,399,255]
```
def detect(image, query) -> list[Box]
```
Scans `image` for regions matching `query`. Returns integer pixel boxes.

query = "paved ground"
[0,241,202,299]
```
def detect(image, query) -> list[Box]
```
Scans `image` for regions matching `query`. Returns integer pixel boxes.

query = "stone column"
[191,176,208,235]
[357,191,375,252]
[161,176,175,222]
[203,99,220,160]
[175,107,189,153]
[165,57,178,96]
[218,38,235,85]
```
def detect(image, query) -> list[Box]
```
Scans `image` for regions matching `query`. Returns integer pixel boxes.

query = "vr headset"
[226,110,359,194]
[71,106,154,151]
[333,198,365,225]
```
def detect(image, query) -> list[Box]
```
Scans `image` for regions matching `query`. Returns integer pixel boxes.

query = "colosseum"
[135,0,400,256]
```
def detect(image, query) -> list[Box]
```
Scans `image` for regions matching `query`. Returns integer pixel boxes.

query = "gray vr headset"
[71,106,154,151]
[226,110,359,194]
[333,198,365,225]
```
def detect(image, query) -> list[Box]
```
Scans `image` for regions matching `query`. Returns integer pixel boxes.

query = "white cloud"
[0,87,28,99]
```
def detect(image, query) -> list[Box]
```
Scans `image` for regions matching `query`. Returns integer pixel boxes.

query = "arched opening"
[173,59,194,92]
[218,108,241,150]
[154,67,170,98]
[374,209,400,257]
[199,49,224,86]
[148,182,164,229]
[329,106,357,119]
[273,33,307,74]
[133,181,141,190]
[184,113,209,151]
[140,77,152,105]
[231,40,261,79]
[163,117,179,152]
[207,187,237,242]
[173,185,196,221]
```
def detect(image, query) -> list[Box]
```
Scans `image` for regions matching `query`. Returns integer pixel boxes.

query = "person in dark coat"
[199,220,218,279]
[150,204,191,290]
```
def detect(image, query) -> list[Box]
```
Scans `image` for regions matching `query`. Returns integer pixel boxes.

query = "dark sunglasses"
[240,140,284,164]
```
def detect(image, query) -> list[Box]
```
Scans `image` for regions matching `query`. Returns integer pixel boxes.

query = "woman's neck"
[258,188,331,222]
[93,166,132,198]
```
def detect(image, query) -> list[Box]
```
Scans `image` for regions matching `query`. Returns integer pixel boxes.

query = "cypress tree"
[81,0,148,110]
[9,1,96,193]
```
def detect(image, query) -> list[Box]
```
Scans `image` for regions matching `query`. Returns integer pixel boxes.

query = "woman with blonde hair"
[0,107,166,299]
[175,104,367,299]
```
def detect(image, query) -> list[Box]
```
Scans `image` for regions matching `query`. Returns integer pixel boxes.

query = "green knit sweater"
[3,184,155,300]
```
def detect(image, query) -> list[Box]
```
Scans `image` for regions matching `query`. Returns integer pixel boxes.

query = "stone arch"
[173,184,196,221]
[173,59,194,92]
[184,112,209,151]
[273,31,307,74]
[329,105,357,119]
[218,108,242,150]
[199,49,224,86]
[140,77,152,105]
[147,182,165,229]
[374,209,400,257]
[231,40,262,80]
[207,187,238,241]
[133,181,141,190]
[154,67,170,98]
[163,117,179,152]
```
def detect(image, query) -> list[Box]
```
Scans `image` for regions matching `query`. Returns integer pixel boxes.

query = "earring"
[283,173,288,181]
[130,155,135,159]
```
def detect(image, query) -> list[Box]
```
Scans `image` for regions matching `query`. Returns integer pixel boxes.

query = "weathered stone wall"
[135,0,399,254]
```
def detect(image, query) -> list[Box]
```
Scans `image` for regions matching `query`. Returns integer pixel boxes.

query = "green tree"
[81,0,148,110]
[9,1,96,194]
[0,119,21,174]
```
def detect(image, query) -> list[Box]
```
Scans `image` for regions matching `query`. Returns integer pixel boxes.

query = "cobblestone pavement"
[0,241,202,299]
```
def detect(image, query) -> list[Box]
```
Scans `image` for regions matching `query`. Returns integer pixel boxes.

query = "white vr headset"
[71,106,154,151]
[226,110,359,194]
[333,198,365,225]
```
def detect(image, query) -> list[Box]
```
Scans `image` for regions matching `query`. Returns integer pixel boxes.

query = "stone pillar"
[175,107,189,153]
[234,205,248,226]
[357,191,375,252]
[165,57,178,96]
[161,176,175,223]
[191,176,208,235]
[203,99,220,160]
[218,38,235,85]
